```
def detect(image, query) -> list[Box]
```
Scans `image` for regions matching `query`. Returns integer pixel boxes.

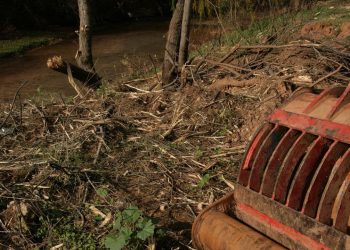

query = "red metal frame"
[236,203,331,250]
[261,129,301,197]
[334,175,350,232]
[328,84,350,119]
[193,86,350,250]
[302,141,348,218]
[272,132,315,203]
[286,137,331,210]
[238,85,350,244]
[303,87,345,114]
[239,123,274,186]
[270,109,350,144]
[249,125,288,192]
[317,148,350,225]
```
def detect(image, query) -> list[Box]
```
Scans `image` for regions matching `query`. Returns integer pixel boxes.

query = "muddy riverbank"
[0,22,168,102]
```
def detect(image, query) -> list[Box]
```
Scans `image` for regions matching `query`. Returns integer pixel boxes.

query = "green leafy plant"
[35,216,97,250]
[194,146,204,159]
[197,173,211,189]
[96,80,109,96]
[104,205,156,250]
[96,187,109,198]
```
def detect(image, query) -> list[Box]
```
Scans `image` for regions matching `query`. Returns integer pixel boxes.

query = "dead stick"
[205,59,251,72]
[238,43,321,50]
[218,44,241,63]
[207,45,241,72]
[311,65,343,88]
[0,81,28,130]
[205,59,251,73]
[67,62,86,98]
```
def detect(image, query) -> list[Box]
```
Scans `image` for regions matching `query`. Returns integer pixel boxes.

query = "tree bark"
[162,0,185,86]
[292,0,303,11]
[178,0,193,70]
[76,0,95,72]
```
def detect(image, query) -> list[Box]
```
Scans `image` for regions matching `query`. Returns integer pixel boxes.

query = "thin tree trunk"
[178,0,193,70]
[162,0,185,86]
[292,0,302,11]
[76,0,94,72]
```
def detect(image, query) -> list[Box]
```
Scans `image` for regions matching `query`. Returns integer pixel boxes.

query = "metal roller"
[193,84,350,250]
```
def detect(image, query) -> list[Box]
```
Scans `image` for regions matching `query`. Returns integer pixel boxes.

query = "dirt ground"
[1,4,350,250]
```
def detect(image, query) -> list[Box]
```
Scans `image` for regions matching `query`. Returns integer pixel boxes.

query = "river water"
[0,22,168,102]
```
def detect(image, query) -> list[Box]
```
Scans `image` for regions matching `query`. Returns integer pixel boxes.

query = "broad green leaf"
[104,235,126,250]
[122,205,141,224]
[113,213,122,231]
[95,215,103,221]
[136,219,155,240]
[120,227,132,242]
[96,187,108,198]
[156,228,166,238]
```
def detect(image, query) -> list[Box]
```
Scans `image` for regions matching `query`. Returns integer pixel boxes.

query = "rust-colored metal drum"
[193,85,350,250]
[192,195,285,250]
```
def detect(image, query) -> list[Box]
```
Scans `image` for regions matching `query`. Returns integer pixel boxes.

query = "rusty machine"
[192,85,350,250]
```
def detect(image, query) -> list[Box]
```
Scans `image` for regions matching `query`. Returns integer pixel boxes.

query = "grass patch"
[310,5,350,25]
[0,31,62,58]
[35,216,98,250]
[192,4,350,57]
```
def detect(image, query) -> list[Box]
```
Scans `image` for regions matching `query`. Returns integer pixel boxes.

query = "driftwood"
[47,56,101,89]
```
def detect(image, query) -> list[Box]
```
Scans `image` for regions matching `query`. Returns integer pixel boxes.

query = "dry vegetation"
[1,2,350,249]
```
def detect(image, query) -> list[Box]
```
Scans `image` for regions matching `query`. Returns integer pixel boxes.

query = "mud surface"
[0,22,168,102]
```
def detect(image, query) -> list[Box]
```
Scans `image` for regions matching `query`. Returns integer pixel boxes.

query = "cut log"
[47,56,101,89]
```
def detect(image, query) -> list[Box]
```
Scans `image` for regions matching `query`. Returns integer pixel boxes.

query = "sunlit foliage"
[189,0,317,18]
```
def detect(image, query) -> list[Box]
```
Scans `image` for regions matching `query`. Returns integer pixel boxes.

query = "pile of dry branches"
[0,80,250,248]
[1,39,350,249]
[191,42,350,91]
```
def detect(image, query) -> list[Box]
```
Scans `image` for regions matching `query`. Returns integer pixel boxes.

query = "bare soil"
[301,20,350,41]
[338,21,350,39]
[300,21,337,40]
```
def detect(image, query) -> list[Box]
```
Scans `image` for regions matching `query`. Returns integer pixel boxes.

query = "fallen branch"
[218,45,241,63]
[237,43,321,50]
[47,56,101,89]
[219,175,235,190]
[66,62,86,98]
[205,59,251,73]
[123,83,150,93]
[0,81,28,130]
[311,65,343,87]
[209,77,256,91]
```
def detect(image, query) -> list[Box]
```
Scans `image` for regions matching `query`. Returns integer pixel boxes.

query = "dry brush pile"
[1,31,350,250]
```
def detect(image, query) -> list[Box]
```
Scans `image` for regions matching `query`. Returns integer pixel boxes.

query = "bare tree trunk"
[47,0,101,90]
[178,0,193,70]
[76,0,94,72]
[162,0,185,86]
[292,0,302,10]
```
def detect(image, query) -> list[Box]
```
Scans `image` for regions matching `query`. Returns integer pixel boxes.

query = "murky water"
[0,22,168,102]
